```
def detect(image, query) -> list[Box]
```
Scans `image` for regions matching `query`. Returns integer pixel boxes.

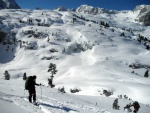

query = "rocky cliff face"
[138,10,150,26]
[134,5,150,26]
[0,0,20,9]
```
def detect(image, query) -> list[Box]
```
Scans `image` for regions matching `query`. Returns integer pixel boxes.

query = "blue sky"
[16,0,150,10]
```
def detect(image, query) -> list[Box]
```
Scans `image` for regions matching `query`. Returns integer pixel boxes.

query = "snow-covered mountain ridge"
[0,5,150,113]
[76,4,150,26]
[134,5,150,14]
[76,5,117,14]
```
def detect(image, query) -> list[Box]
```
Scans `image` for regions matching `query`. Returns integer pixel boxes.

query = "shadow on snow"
[40,102,78,112]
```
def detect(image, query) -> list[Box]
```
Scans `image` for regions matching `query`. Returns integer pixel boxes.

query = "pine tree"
[4,70,10,80]
[146,45,150,50]
[111,28,115,32]
[62,48,65,53]
[0,31,7,43]
[47,63,58,87]
[73,18,76,23]
[120,32,125,37]
[112,98,120,110]
[23,72,27,80]
[105,23,109,27]
[144,70,149,77]
[19,41,22,48]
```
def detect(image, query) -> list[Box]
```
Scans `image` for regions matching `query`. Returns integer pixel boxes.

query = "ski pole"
[40,85,43,103]
[24,89,25,97]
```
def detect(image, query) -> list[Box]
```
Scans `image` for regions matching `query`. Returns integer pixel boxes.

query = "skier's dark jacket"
[28,76,39,91]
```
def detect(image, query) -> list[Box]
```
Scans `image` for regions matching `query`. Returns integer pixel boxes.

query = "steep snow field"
[0,7,150,113]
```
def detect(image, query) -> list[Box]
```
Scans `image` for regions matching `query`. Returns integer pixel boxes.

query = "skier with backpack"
[130,101,140,113]
[25,75,40,104]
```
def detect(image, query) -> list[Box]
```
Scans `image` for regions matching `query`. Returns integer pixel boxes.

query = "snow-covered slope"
[0,79,150,113]
[0,5,150,113]
[0,0,20,9]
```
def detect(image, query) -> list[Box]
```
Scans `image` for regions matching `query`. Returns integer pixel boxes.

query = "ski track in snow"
[0,82,109,113]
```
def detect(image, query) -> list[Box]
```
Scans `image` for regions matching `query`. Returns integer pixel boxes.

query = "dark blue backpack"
[25,76,32,90]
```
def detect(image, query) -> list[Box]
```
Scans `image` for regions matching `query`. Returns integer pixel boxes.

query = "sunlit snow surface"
[0,8,150,113]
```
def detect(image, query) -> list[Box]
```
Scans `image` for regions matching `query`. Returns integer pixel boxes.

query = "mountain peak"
[134,5,150,26]
[134,4,150,14]
[54,6,67,11]
[0,0,20,9]
[134,5,150,11]
[76,5,117,15]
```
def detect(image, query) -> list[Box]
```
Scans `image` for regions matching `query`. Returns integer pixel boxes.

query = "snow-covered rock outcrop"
[0,0,20,9]
[138,10,150,26]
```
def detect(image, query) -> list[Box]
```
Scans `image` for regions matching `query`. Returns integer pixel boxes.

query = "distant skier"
[4,70,10,80]
[25,75,40,103]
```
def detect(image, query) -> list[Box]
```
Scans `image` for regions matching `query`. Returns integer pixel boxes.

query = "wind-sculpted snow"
[0,7,150,113]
